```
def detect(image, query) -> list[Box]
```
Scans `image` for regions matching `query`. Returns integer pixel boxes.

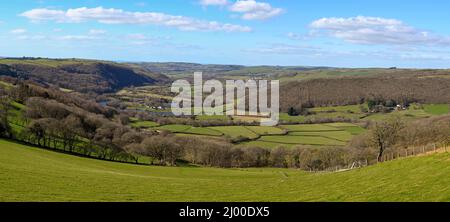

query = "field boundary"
[320,143,450,173]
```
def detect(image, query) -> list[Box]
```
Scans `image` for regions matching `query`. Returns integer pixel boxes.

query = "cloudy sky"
[1,0,450,68]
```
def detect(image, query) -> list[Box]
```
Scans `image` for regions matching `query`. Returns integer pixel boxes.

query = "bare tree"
[370,118,404,162]
[26,120,47,146]
[140,136,183,166]
[59,115,82,152]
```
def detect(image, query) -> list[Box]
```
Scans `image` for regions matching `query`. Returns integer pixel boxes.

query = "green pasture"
[2,139,449,201]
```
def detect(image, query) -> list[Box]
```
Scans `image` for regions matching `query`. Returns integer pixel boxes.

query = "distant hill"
[130,62,330,77]
[0,58,170,93]
[130,62,244,75]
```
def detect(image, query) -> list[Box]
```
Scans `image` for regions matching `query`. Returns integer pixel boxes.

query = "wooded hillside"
[0,58,169,93]
[280,76,450,111]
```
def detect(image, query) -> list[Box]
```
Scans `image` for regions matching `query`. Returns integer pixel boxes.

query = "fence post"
[433,143,436,153]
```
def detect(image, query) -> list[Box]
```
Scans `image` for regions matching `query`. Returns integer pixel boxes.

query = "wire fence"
[322,143,449,173]
[378,143,449,163]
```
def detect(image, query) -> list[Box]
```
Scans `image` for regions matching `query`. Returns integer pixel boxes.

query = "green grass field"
[1,139,449,201]
[151,123,363,148]
[184,127,223,136]
[289,131,353,142]
[259,135,347,146]
[339,126,366,135]
[423,104,449,115]
[245,126,286,135]
[279,113,306,123]
[363,109,431,121]
[208,126,259,139]
[130,120,159,128]
[241,123,364,148]
[280,124,341,132]
[156,125,191,132]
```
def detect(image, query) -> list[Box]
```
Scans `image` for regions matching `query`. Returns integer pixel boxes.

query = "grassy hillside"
[1,139,449,202]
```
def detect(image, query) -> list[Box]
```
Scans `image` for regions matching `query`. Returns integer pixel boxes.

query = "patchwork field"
[111,101,446,149]
[147,122,365,148]
[1,139,449,202]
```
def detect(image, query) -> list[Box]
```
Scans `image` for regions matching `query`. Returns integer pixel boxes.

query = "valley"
[1,58,449,202]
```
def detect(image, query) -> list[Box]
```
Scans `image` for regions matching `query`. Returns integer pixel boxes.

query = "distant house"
[396,104,406,111]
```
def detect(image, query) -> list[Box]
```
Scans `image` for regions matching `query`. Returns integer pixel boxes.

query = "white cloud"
[11,29,27,34]
[245,43,324,56]
[22,8,66,21]
[229,0,283,20]
[17,35,46,40]
[199,0,228,6]
[89,29,106,35]
[125,34,160,46]
[310,16,450,46]
[287,32,301,40]
[126,33,151,40]
[57,35,100,41]
[20,7,252,32]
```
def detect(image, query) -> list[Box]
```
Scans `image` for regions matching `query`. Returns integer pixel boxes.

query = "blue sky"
[1,0,450,68]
